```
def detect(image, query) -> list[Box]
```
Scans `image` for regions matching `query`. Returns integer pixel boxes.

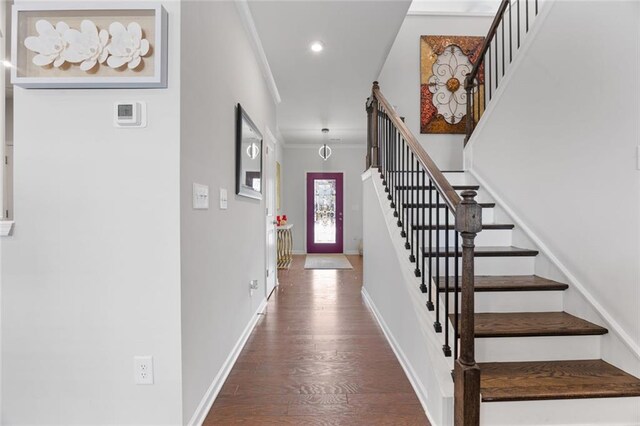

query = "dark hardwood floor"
[204,255,430,425]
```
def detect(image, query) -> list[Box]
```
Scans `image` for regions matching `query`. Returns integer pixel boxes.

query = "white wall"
[468,0,640,355]
[282,145,365,254]
[377,14,491,171]
[1,1,183,424]
[180,1,277,423]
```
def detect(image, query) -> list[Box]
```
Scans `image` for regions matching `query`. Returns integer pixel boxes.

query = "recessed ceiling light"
[310,41,324,53]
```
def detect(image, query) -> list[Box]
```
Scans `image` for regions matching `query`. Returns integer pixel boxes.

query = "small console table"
[277,224,293,269]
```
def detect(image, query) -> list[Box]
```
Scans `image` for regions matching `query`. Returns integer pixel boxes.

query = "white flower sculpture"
[24,20,70,68]
[427,45,474,125]
[63,20,109,71]
[106,22,150,70]
[24,19,152,73]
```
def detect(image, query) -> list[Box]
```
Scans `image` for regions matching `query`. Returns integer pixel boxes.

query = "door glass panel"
[314,179,336,244]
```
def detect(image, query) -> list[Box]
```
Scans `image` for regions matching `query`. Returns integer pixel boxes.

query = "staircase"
[363,1,640,424]
[364,155,640,424]
[364,2,640,415]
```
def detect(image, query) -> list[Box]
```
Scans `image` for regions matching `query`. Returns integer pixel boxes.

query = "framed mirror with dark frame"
[235,104,263,200]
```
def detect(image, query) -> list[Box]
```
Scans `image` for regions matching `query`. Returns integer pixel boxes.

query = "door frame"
[264,127,278,298]
[305,172,344,254]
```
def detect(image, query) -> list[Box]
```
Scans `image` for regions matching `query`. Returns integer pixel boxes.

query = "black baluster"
[400,140,406,236]
[398,137,404,229]
[501,19,505,77]
[509,0,513,63]
[494,37,499,89]
[408,153,415,257]
[535,0,538,15]
[413,158,420,276]
[380,111,389,183]
[434,190,442,333]
[403,143,410,246]
[488,45,492,100]
[443,205,451,356]
[420,168,427,292]
[426,179,434,311]
[389,117,393,194]
[526,0,529,32]
[517,0,521,48]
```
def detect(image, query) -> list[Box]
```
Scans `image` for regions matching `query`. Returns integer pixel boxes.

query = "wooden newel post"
[370,81,380,169]
[454,190,483,426]
[464,75,473,146]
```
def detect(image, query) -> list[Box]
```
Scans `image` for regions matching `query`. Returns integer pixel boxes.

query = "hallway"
[204,255,430,425]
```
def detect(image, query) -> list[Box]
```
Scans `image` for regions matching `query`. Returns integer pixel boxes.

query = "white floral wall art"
[107,22,151,70]
[24,20,70,68]
[63,20,110,71]
[12,4,167,89]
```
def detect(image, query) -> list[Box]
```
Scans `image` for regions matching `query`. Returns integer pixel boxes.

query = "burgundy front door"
[307,172,344,253]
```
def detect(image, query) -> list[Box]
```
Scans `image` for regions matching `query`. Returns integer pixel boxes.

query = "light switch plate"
[193,183,209,210]
[220,188,228,210]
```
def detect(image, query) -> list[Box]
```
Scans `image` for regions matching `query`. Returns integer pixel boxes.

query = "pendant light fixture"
[319,128,332,161]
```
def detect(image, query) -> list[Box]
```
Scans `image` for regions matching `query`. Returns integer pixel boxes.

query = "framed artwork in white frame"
[11,2,168,89]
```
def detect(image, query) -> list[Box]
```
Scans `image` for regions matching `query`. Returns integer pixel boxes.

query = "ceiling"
[408,0,501,16]
[248,1,412,145]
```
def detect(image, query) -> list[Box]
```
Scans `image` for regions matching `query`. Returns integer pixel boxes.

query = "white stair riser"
[400,207,496,224]
[440,290,563,313]
[434,325,600,363]
[392,190,489,204]
[406,228,512,246]
[480,396,639,426]
[475,335,602,363]
[427,257,536,276]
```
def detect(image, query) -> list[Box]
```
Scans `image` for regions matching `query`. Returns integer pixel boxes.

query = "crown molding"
[235,0,282,105]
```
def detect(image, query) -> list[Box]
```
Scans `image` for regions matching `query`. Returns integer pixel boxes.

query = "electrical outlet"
[134,356,154,385]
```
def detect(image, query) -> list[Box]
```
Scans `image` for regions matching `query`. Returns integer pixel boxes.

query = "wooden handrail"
[371,83,461,213]
[465,0,511,90]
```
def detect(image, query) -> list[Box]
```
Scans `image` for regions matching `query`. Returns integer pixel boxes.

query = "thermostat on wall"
[114,101,147,128]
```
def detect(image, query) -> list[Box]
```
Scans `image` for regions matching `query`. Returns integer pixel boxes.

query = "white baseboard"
[0,221,14,237]
[187,298,268,426]
[361,288,437,426]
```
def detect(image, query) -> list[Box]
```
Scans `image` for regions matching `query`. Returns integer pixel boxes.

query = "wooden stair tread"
[479,359,640,402]
[449,312,608,338]
[403,202,495,208]
[395,184,479,191]
[438,275,569,292]
[413,223,513,231]
[423,246,539,257]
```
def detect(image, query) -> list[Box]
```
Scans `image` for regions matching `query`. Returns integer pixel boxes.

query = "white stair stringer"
[363,169,456,425]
